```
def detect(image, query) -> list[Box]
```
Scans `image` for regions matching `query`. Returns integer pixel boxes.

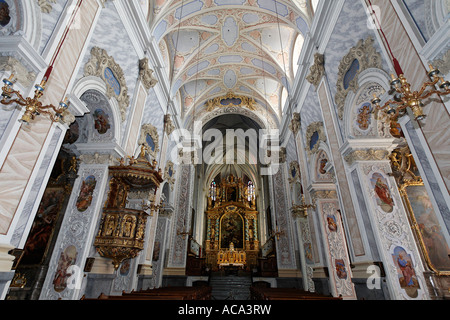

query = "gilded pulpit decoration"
[84,47,130,121]
[205,174,259,270]
[306,53,325,88]
[205,92,257,112]
[94,146,163,269]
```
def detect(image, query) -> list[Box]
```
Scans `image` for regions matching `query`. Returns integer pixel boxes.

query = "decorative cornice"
[311,189,337,200]
[343,148,390,166]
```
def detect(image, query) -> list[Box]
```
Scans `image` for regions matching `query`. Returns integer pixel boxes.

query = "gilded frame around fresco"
[399,180,450,276]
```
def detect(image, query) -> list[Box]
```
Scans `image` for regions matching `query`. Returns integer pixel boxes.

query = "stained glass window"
[247,181,255,201]
[210,181,217,201]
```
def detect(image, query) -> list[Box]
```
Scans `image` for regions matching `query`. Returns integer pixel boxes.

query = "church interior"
[0,0,449,301]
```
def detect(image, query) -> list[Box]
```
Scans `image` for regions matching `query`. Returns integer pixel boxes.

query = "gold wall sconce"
[1,73,70,125]
[371,65,450,121]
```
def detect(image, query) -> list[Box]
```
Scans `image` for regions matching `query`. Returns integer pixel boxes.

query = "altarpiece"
[204,175,259,271]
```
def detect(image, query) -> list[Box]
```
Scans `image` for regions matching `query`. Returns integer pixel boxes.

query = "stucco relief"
[84,47,130,122]
[335,37,383,120]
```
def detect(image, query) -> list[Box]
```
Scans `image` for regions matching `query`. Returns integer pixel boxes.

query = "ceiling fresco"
[148,0,314,126]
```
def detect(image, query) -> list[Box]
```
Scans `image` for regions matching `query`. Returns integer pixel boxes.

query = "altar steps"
[209,271,252,300]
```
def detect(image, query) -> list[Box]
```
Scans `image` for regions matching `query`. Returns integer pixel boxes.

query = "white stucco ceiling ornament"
[149,0,313,127]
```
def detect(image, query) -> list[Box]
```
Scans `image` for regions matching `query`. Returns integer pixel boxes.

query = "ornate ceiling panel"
[149,0,313,124]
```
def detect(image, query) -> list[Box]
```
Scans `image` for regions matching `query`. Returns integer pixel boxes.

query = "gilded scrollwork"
[205,92,257,112]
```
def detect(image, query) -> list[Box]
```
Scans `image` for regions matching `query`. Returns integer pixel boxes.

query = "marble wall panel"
[0,0,100,236]
[317,82,365,257]
[372,0,450,192]
[125,84,147,156]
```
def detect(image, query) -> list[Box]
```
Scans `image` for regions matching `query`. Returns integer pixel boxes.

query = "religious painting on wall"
[355,102,372,131]
[119,259,131,276]
[403,184,450,271]
[370,172,394,213]
[392,246,420,298]
[21,188,66,265]
[220,210,244,249]
[53,245,78,293]
[304,243,313,264]
[76,175,97,212]
[93,108,111,134]
[326,214,338,232]
[335,259,348,280]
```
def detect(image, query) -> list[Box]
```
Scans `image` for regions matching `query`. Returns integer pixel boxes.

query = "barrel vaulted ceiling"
[148,0,315,126]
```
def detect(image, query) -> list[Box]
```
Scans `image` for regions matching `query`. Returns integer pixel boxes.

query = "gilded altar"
[205,175,259,270]
[217,242,246,268]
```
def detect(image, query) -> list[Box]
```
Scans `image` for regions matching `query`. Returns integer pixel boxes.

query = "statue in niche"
[135,219,145,240]
[122,216,135,238]
[104,215,117,236]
